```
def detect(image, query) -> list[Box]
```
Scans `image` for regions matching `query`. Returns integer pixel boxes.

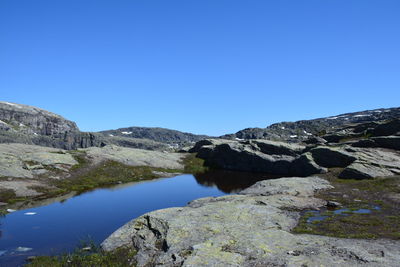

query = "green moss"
[0,188,16,203]
[26,246,137,267]
[182,153,209,174]
[293,175,400,240]
[70,151,90,171]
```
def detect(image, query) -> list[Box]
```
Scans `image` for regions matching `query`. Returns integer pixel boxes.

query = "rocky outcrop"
[102,177,400,267]
[0,101,79,135]
[0,102,181,151]
[339,148,400,179]
[352,136,400,150]
[100,127,210,146]
[0,143,78,179]
[222,107,400,142]
[84,145,184,170]
[192,139,400,179]
[309,146,357,168]
[191,139,327,176]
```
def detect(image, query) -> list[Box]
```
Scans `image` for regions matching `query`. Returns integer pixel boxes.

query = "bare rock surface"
[102,177,400,267]
[0,180,48,197]
[0,143,77,179]
[339,148,400,179]
[192,139,326,176]
[83,145,184,169]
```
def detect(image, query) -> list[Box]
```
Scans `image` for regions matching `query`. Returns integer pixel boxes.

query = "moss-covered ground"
[293,168,400,239]
[26,242,137,267]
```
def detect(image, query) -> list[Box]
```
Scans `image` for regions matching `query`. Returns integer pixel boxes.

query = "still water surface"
[0,171,274,266]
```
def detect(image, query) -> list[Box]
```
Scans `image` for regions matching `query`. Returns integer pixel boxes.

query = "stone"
[102,177,400,267]
[326,201,341,208]
[309,146,357,168]
[193,139,326,176]
[339,148,400,179]
[303,136,327,145]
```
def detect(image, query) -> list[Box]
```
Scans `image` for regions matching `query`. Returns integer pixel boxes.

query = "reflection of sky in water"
[0,174,237,266]
[306,205,381,224]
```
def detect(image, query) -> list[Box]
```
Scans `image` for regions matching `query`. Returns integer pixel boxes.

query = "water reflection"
[194,170,282,193]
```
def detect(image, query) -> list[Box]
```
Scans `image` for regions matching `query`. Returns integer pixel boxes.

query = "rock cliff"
[0,102,206,151]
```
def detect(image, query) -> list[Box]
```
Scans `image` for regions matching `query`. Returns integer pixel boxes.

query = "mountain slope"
[100,127,210,145]
[222,107,400,142]
[0,101,208,150]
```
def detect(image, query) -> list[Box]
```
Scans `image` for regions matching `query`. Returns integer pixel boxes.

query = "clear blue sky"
[1,1,399,136]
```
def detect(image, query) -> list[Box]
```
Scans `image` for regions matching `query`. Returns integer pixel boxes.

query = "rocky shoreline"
[101,176,400,267]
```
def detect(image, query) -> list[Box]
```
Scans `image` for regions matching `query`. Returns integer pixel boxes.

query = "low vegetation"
[293,170,400,239]
[26,242,137,267]
[181,153,209,174]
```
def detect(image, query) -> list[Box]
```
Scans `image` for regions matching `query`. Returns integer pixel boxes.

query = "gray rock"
[83,145,184,170]
[353,136,400,150]
[368,119,400,137]
[310,146,357,168]
[304,136,327,145]
[193,139,326,176]
[326,201,341,208]
[0,143,77,179]
[339,148,400,179]
[221,107,400,142]
[102,177,400,267]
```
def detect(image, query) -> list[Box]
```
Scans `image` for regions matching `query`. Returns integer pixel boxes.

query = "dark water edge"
[0,171,277,266]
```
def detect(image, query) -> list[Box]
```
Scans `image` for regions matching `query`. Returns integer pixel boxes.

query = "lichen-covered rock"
[83,145,184,169]
[339,148,400,179]
[102,177,400,267]
[0,143,78,179]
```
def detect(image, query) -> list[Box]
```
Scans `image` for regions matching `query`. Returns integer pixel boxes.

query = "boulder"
[249,140,305,156]
[339,161,394,180]
[303,136,327,145]
[368,119,400,137]
[193,140,325,176]
[309,146,357,168]
[339,148,400,179]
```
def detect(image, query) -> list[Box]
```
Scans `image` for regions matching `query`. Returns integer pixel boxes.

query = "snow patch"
[289,135,298,138]
[353,114,369,117]
[327,116,338,120]
[109,134,114,137]
[121,131,132,135]
[281,126,285,130]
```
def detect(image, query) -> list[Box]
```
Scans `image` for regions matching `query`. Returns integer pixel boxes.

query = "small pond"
[0,170,275,266]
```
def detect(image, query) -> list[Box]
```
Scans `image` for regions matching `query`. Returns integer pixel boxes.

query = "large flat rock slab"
[0,143,77,179]
[83,145,184,170]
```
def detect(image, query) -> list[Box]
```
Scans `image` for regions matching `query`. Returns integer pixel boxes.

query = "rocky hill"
[0,101,208,151]
[100,127,210,146]
[222,107,400,142]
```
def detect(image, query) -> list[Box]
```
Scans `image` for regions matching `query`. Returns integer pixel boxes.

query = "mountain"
[100,127,209,145]
[221,107,400,142]
[0,101,209,150]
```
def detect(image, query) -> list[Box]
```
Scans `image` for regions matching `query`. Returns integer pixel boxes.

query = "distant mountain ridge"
[0,101,209,150]
[1,101,399,150]
[100,127,209,145]
[222,107,400,142]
